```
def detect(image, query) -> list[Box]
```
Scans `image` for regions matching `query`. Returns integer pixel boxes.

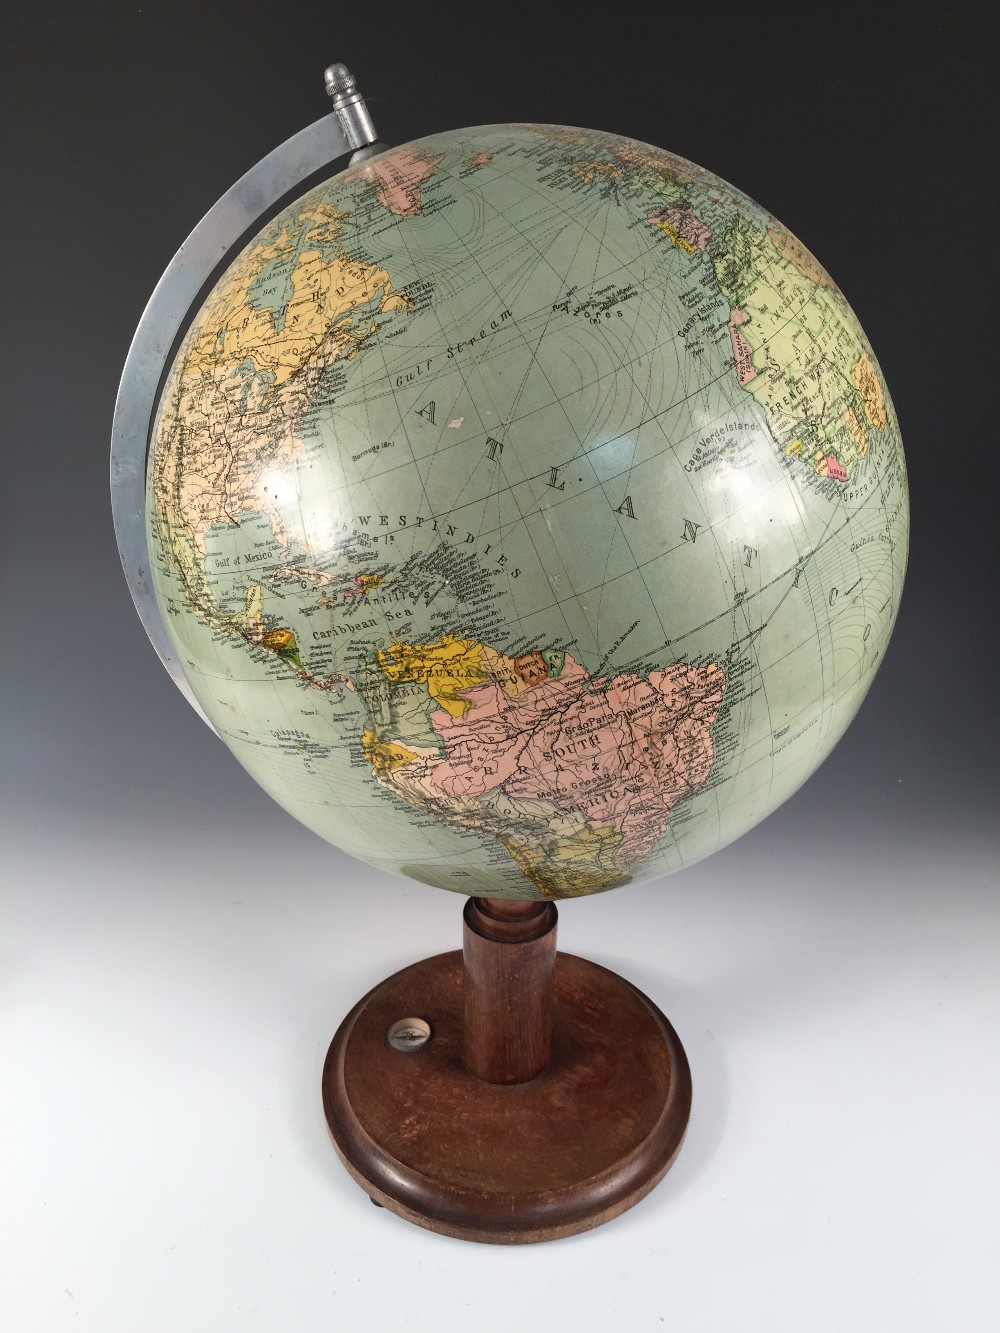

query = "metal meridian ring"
[110,103,381,727]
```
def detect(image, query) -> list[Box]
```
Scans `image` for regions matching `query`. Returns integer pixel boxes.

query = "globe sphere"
[147,124,908,899]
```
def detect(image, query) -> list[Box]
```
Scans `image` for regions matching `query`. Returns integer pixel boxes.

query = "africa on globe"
[147,123,908,901]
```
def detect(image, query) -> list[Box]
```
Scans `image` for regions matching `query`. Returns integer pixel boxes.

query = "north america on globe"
[147,123,908,899]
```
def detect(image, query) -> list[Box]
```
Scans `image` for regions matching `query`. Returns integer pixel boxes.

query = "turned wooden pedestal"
[322,898,691,1243]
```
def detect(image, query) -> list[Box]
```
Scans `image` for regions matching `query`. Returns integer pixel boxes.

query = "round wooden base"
[322,950,691,1244]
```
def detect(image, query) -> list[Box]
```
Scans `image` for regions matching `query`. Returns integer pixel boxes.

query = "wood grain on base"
[322,950,691,1244]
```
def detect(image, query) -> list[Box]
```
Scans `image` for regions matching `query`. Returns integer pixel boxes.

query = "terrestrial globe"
[115,68,908,1242]
[144,125,907,898]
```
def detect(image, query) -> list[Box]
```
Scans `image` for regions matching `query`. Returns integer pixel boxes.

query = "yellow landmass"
[376,635,487,717]
[183,240,406,388]
[230,583,264,637]
[768,226,838,289]
[714,217,882,482]
[154,364,304,550]
[153,504,230,630]
[651,218,696,254]
[502,827,630,899]
[479,645,532,699]
[567,159,623,186]
[844,407,869,456]
[851,352,888,430]
[361,730,421,778]
[151,197,413,563]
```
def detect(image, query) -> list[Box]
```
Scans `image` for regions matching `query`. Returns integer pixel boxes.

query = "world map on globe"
[147,123,908,899]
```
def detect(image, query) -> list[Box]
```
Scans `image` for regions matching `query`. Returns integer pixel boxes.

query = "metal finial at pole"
[324,62,383,160]
[323,62,356,98]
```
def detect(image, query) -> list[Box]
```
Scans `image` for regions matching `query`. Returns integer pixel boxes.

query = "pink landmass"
[426,655,725,866]
[361,147,446,217]
[727,308,758,385]
[464,152,493,169]
[646,203,712,251]
[825,454,848,483]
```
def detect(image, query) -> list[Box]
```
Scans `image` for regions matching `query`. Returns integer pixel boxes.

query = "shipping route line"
[340,356,737,495]
[360,395,834,561]
[617,532,897,687]
[342,171,682,396]
[492,505,876,656]
[330,390,770,580]
[281,149,867,510]
[327,350,856,566]
[593,620,640,678]
[494,491,854,618]
[326,495,878,662]
[338,265,837,494]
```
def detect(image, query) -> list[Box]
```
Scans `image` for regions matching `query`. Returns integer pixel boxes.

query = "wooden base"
[322,949,691,1243]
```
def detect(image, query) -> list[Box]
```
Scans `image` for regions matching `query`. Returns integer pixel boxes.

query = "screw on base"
[387,1017,432,1052]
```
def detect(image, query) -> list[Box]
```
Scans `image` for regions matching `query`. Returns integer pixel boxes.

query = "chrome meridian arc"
[110,67,383,727]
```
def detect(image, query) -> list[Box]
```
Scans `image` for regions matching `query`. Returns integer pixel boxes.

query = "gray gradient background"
[4,3,997,1330]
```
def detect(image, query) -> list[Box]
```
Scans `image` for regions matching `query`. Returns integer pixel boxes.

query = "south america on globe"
[148,124,908,900]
